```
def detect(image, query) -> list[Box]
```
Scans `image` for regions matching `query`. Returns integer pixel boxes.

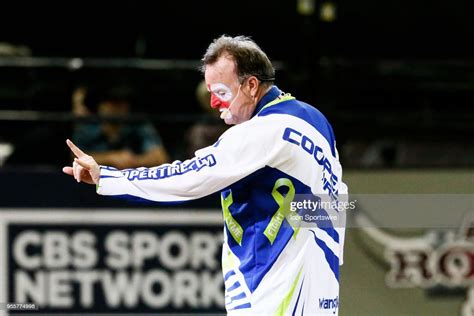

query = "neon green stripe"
[221,192,244,246]
[222,249,238,271]
[257,93,295,115]
[274,267,303,316]
[263,178,296,244]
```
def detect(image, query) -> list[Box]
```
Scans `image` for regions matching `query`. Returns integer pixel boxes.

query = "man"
[63,35,347,315]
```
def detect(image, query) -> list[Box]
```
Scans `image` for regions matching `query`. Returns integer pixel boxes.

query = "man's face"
[204,55,254,125]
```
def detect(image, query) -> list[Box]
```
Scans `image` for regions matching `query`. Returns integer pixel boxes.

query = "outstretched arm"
[63,116,287,203]
[95,117,290,203]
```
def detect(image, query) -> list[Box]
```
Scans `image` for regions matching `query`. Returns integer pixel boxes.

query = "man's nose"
[210,94,221,109]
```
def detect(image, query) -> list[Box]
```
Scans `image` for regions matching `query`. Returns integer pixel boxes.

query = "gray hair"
[200,35,275,87]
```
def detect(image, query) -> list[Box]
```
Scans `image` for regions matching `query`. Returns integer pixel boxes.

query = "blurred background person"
[71,83,170,169]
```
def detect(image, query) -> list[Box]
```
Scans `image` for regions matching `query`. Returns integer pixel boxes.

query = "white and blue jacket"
[97,86,347,315]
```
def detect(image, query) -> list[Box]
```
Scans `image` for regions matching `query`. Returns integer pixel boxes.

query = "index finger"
[66,139,87,158]
[74,158,91,170]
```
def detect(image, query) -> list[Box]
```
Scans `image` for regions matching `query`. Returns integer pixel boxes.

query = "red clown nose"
[210,93,231,109]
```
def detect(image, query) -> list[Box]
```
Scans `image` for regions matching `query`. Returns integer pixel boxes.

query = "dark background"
[2,1,472,59]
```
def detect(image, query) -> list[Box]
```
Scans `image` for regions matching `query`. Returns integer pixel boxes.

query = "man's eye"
[210,85,233,101]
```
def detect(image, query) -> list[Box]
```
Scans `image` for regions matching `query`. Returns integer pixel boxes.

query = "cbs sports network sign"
[0,209,225,315]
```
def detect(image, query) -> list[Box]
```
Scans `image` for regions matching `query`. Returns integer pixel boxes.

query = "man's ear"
[247,76,260,98]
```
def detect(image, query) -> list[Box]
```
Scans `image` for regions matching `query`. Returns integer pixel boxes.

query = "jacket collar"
[251,85,282,118]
